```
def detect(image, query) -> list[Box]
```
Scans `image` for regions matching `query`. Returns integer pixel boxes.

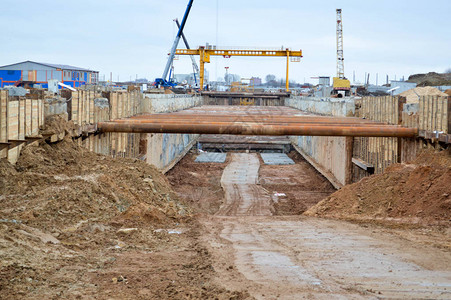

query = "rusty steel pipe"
[126,115,385,125]
[111,119,389,127]
[97,122,418,137]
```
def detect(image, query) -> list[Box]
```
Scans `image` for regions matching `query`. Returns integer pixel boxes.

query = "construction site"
[1,1,451,299]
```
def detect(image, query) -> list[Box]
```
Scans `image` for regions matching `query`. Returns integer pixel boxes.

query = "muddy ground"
[0,140,249,299]
[166,151,335,216]
[2,141,450,299]
[170,150,450,299]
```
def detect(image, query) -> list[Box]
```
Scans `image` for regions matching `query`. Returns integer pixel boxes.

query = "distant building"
[0,60,98,88]
[250,77,262,86]
[318,76,330,87]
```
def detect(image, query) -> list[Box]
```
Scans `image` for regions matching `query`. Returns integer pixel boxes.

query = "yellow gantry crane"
[175,46,303,91]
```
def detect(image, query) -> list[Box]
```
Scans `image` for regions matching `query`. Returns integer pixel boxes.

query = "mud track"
[196,153,451,299]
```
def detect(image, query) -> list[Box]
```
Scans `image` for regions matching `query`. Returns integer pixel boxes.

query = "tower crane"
[155,0,194,88]
[332,8,351,97]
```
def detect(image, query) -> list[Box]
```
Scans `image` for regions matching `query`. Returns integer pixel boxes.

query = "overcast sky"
[1,0,450,85]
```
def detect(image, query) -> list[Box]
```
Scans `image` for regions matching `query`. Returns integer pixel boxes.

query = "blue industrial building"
[0,61,99,88]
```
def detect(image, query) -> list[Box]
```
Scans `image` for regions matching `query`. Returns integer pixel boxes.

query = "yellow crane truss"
[175,47,303,91]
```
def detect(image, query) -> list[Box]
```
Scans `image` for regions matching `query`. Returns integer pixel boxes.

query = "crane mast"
[336,8,344,79]
[155,0,194,87]
[175,18,200,86]
[332,8,350,97]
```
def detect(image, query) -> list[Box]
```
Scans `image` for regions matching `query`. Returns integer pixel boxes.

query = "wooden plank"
[352,157,375,174]
[19,98,25,140]
[448,96,451,134]
[89,91,95,124]
[419,97,424,131]
[345,136,354,184]
[71,91,77,125]
[432,95,437,132]
[8,100,19,164]
[0,90,8,159]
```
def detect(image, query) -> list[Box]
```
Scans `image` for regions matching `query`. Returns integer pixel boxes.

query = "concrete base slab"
[195,152,227,163]
[260,153,295,165]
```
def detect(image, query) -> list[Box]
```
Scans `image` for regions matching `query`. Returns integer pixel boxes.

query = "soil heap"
[0,139,249,299]
[407,72,451,86]
[400,86,448,103]
[305,149,451,226]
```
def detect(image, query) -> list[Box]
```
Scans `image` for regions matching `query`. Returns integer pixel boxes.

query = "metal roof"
[0,60,97,72]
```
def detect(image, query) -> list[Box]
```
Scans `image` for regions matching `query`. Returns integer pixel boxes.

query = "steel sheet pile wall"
[353,97,402,180]
[71,90,142,158]
[418,96,449,134]
[285,96,354,188]
[0,91,44,164]
[354,95,450,181]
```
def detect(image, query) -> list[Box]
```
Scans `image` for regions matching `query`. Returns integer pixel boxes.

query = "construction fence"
[70,89,143,159]
[0,90,45,164]
[352,95,450,181]
[0,89,143,164]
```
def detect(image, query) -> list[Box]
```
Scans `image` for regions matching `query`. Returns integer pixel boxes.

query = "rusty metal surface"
[98,105,419,138]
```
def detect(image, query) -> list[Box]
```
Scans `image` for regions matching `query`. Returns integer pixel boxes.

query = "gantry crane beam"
[175,47,303,91]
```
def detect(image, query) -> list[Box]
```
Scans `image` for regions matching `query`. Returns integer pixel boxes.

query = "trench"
[166,134,336,217]
[166,136,451,299]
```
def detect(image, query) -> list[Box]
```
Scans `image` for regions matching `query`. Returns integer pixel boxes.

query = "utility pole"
[225,67,229,85]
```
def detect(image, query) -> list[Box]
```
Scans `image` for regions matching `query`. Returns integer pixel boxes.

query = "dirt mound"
[305,149,451,226]
[407,72,451,86]
[400,86,448,103]
[0,138,247,299]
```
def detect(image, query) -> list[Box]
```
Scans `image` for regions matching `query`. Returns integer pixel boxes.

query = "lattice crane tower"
[336,9,345,79]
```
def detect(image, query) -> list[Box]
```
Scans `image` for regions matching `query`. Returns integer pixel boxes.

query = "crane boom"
[156,0,194,87]
[175,18,200,85]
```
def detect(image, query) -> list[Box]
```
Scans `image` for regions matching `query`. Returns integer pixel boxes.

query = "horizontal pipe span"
[127,115,385,125]
[98,122,418,137]
[112,120,388,127]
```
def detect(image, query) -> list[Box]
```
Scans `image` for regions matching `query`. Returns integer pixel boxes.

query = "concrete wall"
[285,96,355,117]
[142,94,203,114]
[285,96,356,188]
[147,133,197,173]
[142,94,204,172]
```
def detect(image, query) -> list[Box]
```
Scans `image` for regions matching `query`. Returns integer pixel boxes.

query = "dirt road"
[217,153,272,216]
[200,153,451,299]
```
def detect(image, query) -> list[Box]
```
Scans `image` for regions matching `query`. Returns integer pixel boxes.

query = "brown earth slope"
[305,149,451,227]
[0,139,250,299]
[407,72,451,86]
